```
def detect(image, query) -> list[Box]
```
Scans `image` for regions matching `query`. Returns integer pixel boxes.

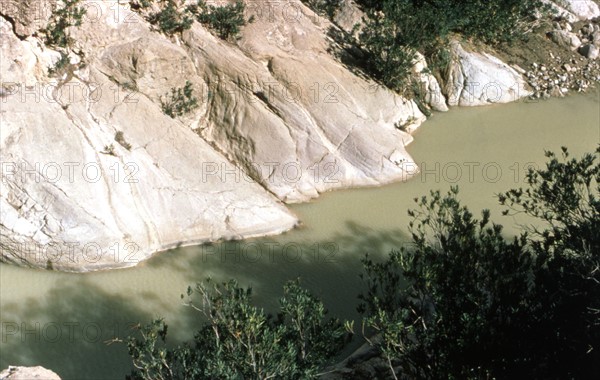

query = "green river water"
[1,91,598,379]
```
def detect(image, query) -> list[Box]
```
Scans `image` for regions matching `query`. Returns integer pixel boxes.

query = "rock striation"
[0,0,424,270]
[443,42,531,107]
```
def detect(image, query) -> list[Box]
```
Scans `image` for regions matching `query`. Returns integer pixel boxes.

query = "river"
[1,91,598,379]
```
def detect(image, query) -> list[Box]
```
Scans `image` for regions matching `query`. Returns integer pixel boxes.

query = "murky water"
[1,92,598,379]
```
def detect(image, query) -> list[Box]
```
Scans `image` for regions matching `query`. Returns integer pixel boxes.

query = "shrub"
[301,0,343,19]
[43,0,86,48]
[499,147,600,378]
[115,131,132,151]
[359,187,533,379]
[354,0,550,92]
[148,0,193,36]
[103,144,116,156]
[126,279,348,379]
[360,147,600,379]
[191,0,247,40]
[48,52,70,77]
[160,81,198,118]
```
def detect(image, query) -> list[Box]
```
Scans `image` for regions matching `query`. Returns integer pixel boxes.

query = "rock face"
[545,0,600,22]
[561,0,600,21]
[443,42,531,107]
[0,0,55,37]
[412,53,449,112]
[0,366,61,380]
[0,0,426,270]
[191,3,426,203]
[1,0,561,271]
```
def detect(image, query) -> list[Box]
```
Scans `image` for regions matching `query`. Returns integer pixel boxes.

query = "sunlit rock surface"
[0,0,426,270]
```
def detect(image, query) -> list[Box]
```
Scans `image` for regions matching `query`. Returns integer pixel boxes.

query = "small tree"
[192,0,247,40]
[126,279,348,380]
[160,81,198,118]
[354,0,550,93]
[360,147,600,379]
[499,146,600,378]
[301,0,343,19]
[43,0,86,48]
[47,52,71,77]
[359,186,533,379]
[148,0,194,36]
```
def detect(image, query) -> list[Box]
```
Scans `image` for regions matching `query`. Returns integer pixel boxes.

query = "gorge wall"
[0,0,598,271]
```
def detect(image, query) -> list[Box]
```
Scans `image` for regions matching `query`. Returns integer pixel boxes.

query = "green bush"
[191,0,247,40]
[131,0,248,39]
[115,131,132,151]
[126,279,348,380]
[360,147,600,379]
[148,0,193,36]
[160,81,198,118]
[301,0,343,19]
[48,52,70,77]
[43,0,86,48]
[354,0,550,92]
[498,147,600,378]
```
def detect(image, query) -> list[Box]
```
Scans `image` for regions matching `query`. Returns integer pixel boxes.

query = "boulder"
[333,0,364,36]
[560,0,600,21]
[412,52,449,112]
[579,44,600,59]
[443,42,531,107]
[549,30,582,50]
[0,366,61,380]
[545,0,600,22]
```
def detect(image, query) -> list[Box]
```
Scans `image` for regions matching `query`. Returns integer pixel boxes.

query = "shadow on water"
[0,222,411,379]
[149,221,409,315]
[148,221,411,365]
[0,277,141,379]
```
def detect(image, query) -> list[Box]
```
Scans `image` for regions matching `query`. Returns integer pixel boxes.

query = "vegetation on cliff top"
[302,0,552,93]
[130,0,248,40]
[357,0,551,91]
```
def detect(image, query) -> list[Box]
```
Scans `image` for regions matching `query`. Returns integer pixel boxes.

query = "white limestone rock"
[559,0,600,21]
[549,29,583,50]
[0,0,55,37]
[0,366,61,380]
[0,5,298,271]
[444,42,531,107]
[412,52,449,112]
[187,1,426,203]
[0,0,426,270]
